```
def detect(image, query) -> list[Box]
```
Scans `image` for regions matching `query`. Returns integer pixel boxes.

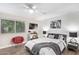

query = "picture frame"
[16,21,25,33]
[1,19,15,33]
[29,23,38,30]
[50,20,61,29]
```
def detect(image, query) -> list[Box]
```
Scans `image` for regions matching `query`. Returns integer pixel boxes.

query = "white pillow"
[48,35,54,39]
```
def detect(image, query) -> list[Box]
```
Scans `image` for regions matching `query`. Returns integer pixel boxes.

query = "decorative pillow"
[54,34,59,39]
[48,34,54,39]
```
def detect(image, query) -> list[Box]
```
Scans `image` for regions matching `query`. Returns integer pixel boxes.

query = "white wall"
[38,14,79,43]
[38,16,68,37]
[0,12,39,49]
[61,12,79,43]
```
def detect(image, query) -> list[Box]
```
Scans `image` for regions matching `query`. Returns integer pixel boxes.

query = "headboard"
[47,33,67,44]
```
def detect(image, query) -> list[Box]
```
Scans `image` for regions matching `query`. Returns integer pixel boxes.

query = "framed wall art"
[29,23,38,30]
[1,19,15,33]
[50,20,61,29]
[16,21,25,33]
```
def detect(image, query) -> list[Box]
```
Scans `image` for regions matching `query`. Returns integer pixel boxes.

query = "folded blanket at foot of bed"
[31,42,61,55]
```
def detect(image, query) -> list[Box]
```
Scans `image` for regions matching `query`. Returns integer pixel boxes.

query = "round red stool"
[12,36,24,44]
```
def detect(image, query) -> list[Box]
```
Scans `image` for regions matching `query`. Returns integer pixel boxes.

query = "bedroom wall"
[0,12,39,49]
[38,16,68,38]
[61,12,79,43]
[38,12,79,43]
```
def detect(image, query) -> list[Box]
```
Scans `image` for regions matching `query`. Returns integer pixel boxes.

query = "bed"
[25,33,67,55]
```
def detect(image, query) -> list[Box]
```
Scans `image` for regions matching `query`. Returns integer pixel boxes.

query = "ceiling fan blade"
[23,3,47,14]
[24,3,35,9]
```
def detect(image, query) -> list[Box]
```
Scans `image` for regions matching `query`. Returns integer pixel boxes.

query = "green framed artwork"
[16,21,25,33]
[1,20,15,33]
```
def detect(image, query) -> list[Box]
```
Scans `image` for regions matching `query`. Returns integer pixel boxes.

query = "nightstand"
[67,42,78,51]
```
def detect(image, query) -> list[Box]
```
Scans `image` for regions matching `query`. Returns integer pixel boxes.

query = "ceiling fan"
[23,3,38,13]
[23,3,47,14]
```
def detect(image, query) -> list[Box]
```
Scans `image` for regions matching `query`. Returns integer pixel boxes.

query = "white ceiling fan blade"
[23,3,47,14]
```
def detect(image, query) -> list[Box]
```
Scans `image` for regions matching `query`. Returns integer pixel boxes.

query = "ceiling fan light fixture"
[29,9,34,13]
[32,5,36,9]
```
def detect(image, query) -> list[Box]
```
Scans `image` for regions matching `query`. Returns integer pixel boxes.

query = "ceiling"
[0,3,79,21]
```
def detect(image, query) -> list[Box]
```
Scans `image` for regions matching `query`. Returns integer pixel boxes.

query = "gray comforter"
[31,42,61,55]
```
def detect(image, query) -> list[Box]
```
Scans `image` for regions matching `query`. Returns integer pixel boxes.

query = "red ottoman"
[12,36,24,44]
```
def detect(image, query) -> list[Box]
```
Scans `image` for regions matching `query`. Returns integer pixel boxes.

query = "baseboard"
[0,44,15,49]
[0,42,26,49]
